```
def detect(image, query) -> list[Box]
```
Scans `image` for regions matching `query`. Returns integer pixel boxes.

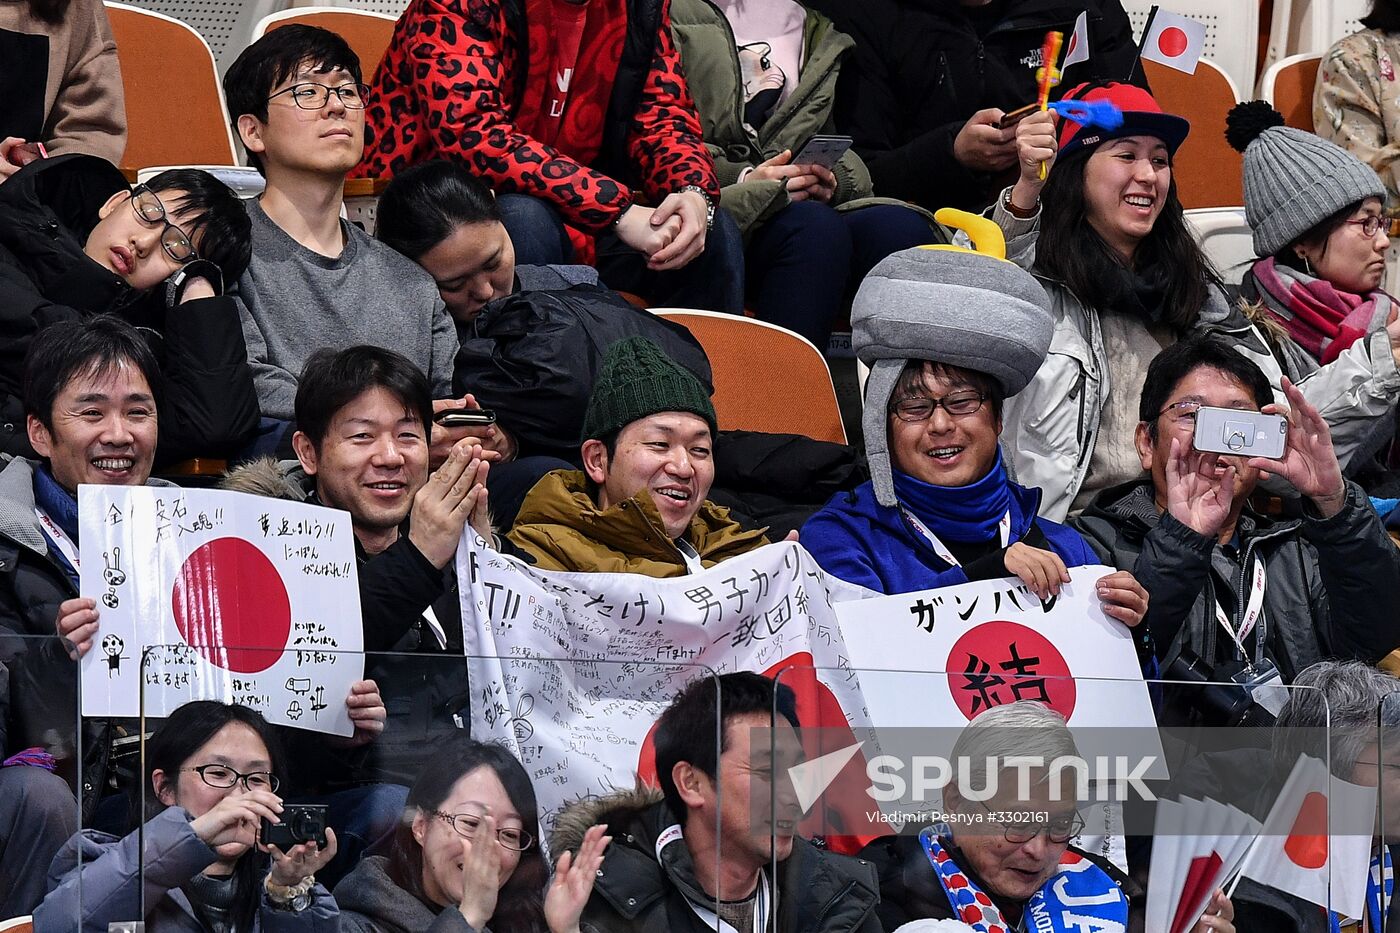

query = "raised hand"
[409,442,487,568]
[190,789,283,851]
[267,827,339,886]
[458,812,503,930]
[430,394,512,469]
[1004,542,1070,601]
[1165,436,1236,539]
[55,597,99,659]
[1247,377,1346,517]
[1010,109,1058,211]
[1191,889,1235,933]
[545,824,612,933]
[340,679,386,747]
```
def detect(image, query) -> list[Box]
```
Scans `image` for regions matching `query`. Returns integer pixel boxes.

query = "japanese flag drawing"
[1063,11,1090,69]
[1139,7,1207,74]
[1237,754,1376,919]
[77,486,365,736]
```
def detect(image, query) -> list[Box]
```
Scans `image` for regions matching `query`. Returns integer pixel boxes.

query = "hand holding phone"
[790,134,853,171]
[434,409,497,428]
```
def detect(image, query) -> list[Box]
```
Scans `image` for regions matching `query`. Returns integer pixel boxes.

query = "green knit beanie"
[581,336,717,441]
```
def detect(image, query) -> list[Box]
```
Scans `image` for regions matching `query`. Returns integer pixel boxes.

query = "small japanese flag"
[1063,11,1090,68]
[1237,755,1376,920]
[1140,7,1207,74]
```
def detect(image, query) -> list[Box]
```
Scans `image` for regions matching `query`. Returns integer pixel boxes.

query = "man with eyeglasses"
[0,151,259,464]
[221,25,458,436]
[1073,336,1400,727]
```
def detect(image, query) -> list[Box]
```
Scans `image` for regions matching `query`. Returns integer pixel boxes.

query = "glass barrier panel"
[0,632,84,928]
[771,664,1343,930]
[130,647,723,927]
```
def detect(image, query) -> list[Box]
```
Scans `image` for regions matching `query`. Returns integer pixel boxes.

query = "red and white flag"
[1139,7,1207,74]
[1238,755,1377,919]
[1063,11,1090,68]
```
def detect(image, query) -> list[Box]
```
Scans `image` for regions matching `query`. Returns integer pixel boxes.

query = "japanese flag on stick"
[1139,7,1206,74]
[1237,754,1377,920]
[1063,11,1089,68]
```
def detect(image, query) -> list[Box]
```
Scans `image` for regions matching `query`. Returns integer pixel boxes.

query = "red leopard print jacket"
[355,0,719,235]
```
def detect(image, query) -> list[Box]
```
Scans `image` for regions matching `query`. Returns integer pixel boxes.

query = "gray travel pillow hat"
[853,240,1054,509]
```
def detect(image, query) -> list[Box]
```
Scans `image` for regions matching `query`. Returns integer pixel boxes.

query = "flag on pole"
[1063,11,1090,68]
[1139,7,1207,74]
[1237,755,1377,920]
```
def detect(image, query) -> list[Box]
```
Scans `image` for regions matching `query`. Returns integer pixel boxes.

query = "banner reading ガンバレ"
[457,535,878,824]
[78,486,364,735]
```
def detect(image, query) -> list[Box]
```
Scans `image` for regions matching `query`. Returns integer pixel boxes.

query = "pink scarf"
[1244,257,1394,364]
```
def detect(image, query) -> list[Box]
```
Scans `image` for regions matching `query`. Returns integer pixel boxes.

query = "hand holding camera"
[261,803,338,886]
[190,788,285,852]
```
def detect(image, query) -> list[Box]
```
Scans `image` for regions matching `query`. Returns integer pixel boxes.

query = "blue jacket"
[801,477,1098,595]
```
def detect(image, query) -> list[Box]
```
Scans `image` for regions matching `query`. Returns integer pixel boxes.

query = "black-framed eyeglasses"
[180,764,280,793]
[432,810,534,851]
[130,185,198,264]
[890,391,988,423]
[976,800,1084,844]
[1344,214,1386,239]
[267,82,370,110]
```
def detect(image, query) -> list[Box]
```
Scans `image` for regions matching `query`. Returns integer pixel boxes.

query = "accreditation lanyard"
[900,506,1011,568]
[1214,557,1267,660]
[35,506,80,571]
[658,824,774,933]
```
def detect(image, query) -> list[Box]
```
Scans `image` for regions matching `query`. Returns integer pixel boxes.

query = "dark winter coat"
[0,455,175,819]
[0,153,259,463]
[551,787,881,933]
[335,855,481,933]
[1073,479,1400,708]
[220,458,470,788]
[806,0,1141,212]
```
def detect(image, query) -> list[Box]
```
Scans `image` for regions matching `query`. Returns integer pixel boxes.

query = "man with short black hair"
[222,26,458,424]
[508,336,771,574]
[0,153,257,463]
[1074,336,1400,723]
[551,671,881,933]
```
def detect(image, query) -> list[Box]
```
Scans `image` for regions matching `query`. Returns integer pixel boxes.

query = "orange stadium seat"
[105,2,239,172]
[1261,53,1323,133]
[252,8,399,80]
[652,310,847,445]
[1144,58,1243,210]
[0,918,34,932]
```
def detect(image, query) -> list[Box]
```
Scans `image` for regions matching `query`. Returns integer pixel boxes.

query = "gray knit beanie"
[1226,101,1385,257]
[853,212,1054,508]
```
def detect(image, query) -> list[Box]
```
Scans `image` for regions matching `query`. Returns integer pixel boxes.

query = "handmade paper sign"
[835,566,1164,769]
[78,486,364,735]
[459,535,879,831]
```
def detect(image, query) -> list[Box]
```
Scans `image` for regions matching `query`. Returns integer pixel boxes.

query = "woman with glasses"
[33,700,339,932]
[335,739,609,933]
[864,701,1235,932]
[1228,101,1400,487]
[801,225,1149,635]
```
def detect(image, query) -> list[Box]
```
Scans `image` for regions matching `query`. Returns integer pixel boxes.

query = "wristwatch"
[1001,186,1039,220]
[265,874,316,912]
[678,184,717,231]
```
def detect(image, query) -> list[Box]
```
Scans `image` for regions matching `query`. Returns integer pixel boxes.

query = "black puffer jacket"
[551,788,881,933]
[1073,479,1400,721]
[806,0,1141,212]
[0,154,258,464]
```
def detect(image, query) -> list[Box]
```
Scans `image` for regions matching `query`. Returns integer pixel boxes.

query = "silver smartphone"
[1192,407,1287,459]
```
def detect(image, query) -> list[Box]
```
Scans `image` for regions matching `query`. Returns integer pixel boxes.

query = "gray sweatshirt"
[235,200,458,419]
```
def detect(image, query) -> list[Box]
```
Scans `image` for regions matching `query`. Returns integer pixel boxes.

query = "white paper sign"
[458,535,877,823]
[77,486,364,735]
[836,565,1165,772]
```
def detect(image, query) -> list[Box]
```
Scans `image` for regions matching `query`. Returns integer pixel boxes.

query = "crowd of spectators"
[4,0,1400,929]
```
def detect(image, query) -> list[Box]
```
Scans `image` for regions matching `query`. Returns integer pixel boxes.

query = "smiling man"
[222,26,457,425]
[508,337,769,575]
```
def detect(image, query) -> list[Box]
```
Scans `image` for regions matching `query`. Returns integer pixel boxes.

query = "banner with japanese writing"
[77,486,364,735]
[457,535,878,825]
[835,565,1164,766]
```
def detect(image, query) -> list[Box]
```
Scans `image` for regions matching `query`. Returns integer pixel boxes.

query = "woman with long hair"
[335,739,609,933]
[33,701,338,932]
[992,81,1399,520]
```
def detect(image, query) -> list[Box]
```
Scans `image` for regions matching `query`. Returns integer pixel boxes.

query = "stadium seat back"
[105,2,238,172]
[652,310,847,445]
[1185,207,1256,286]
[1261,53,1322,133]
[1143,58,1243,210]
[0,918,34,932]
[253,8,399,81]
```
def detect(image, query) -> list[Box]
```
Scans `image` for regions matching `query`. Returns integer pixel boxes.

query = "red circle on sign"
[1157,26,1189,58]
[172,537,291,673]
[946,621,1076,720]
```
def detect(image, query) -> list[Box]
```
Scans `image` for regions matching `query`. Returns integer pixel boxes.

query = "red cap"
[1056,81,1191,159]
